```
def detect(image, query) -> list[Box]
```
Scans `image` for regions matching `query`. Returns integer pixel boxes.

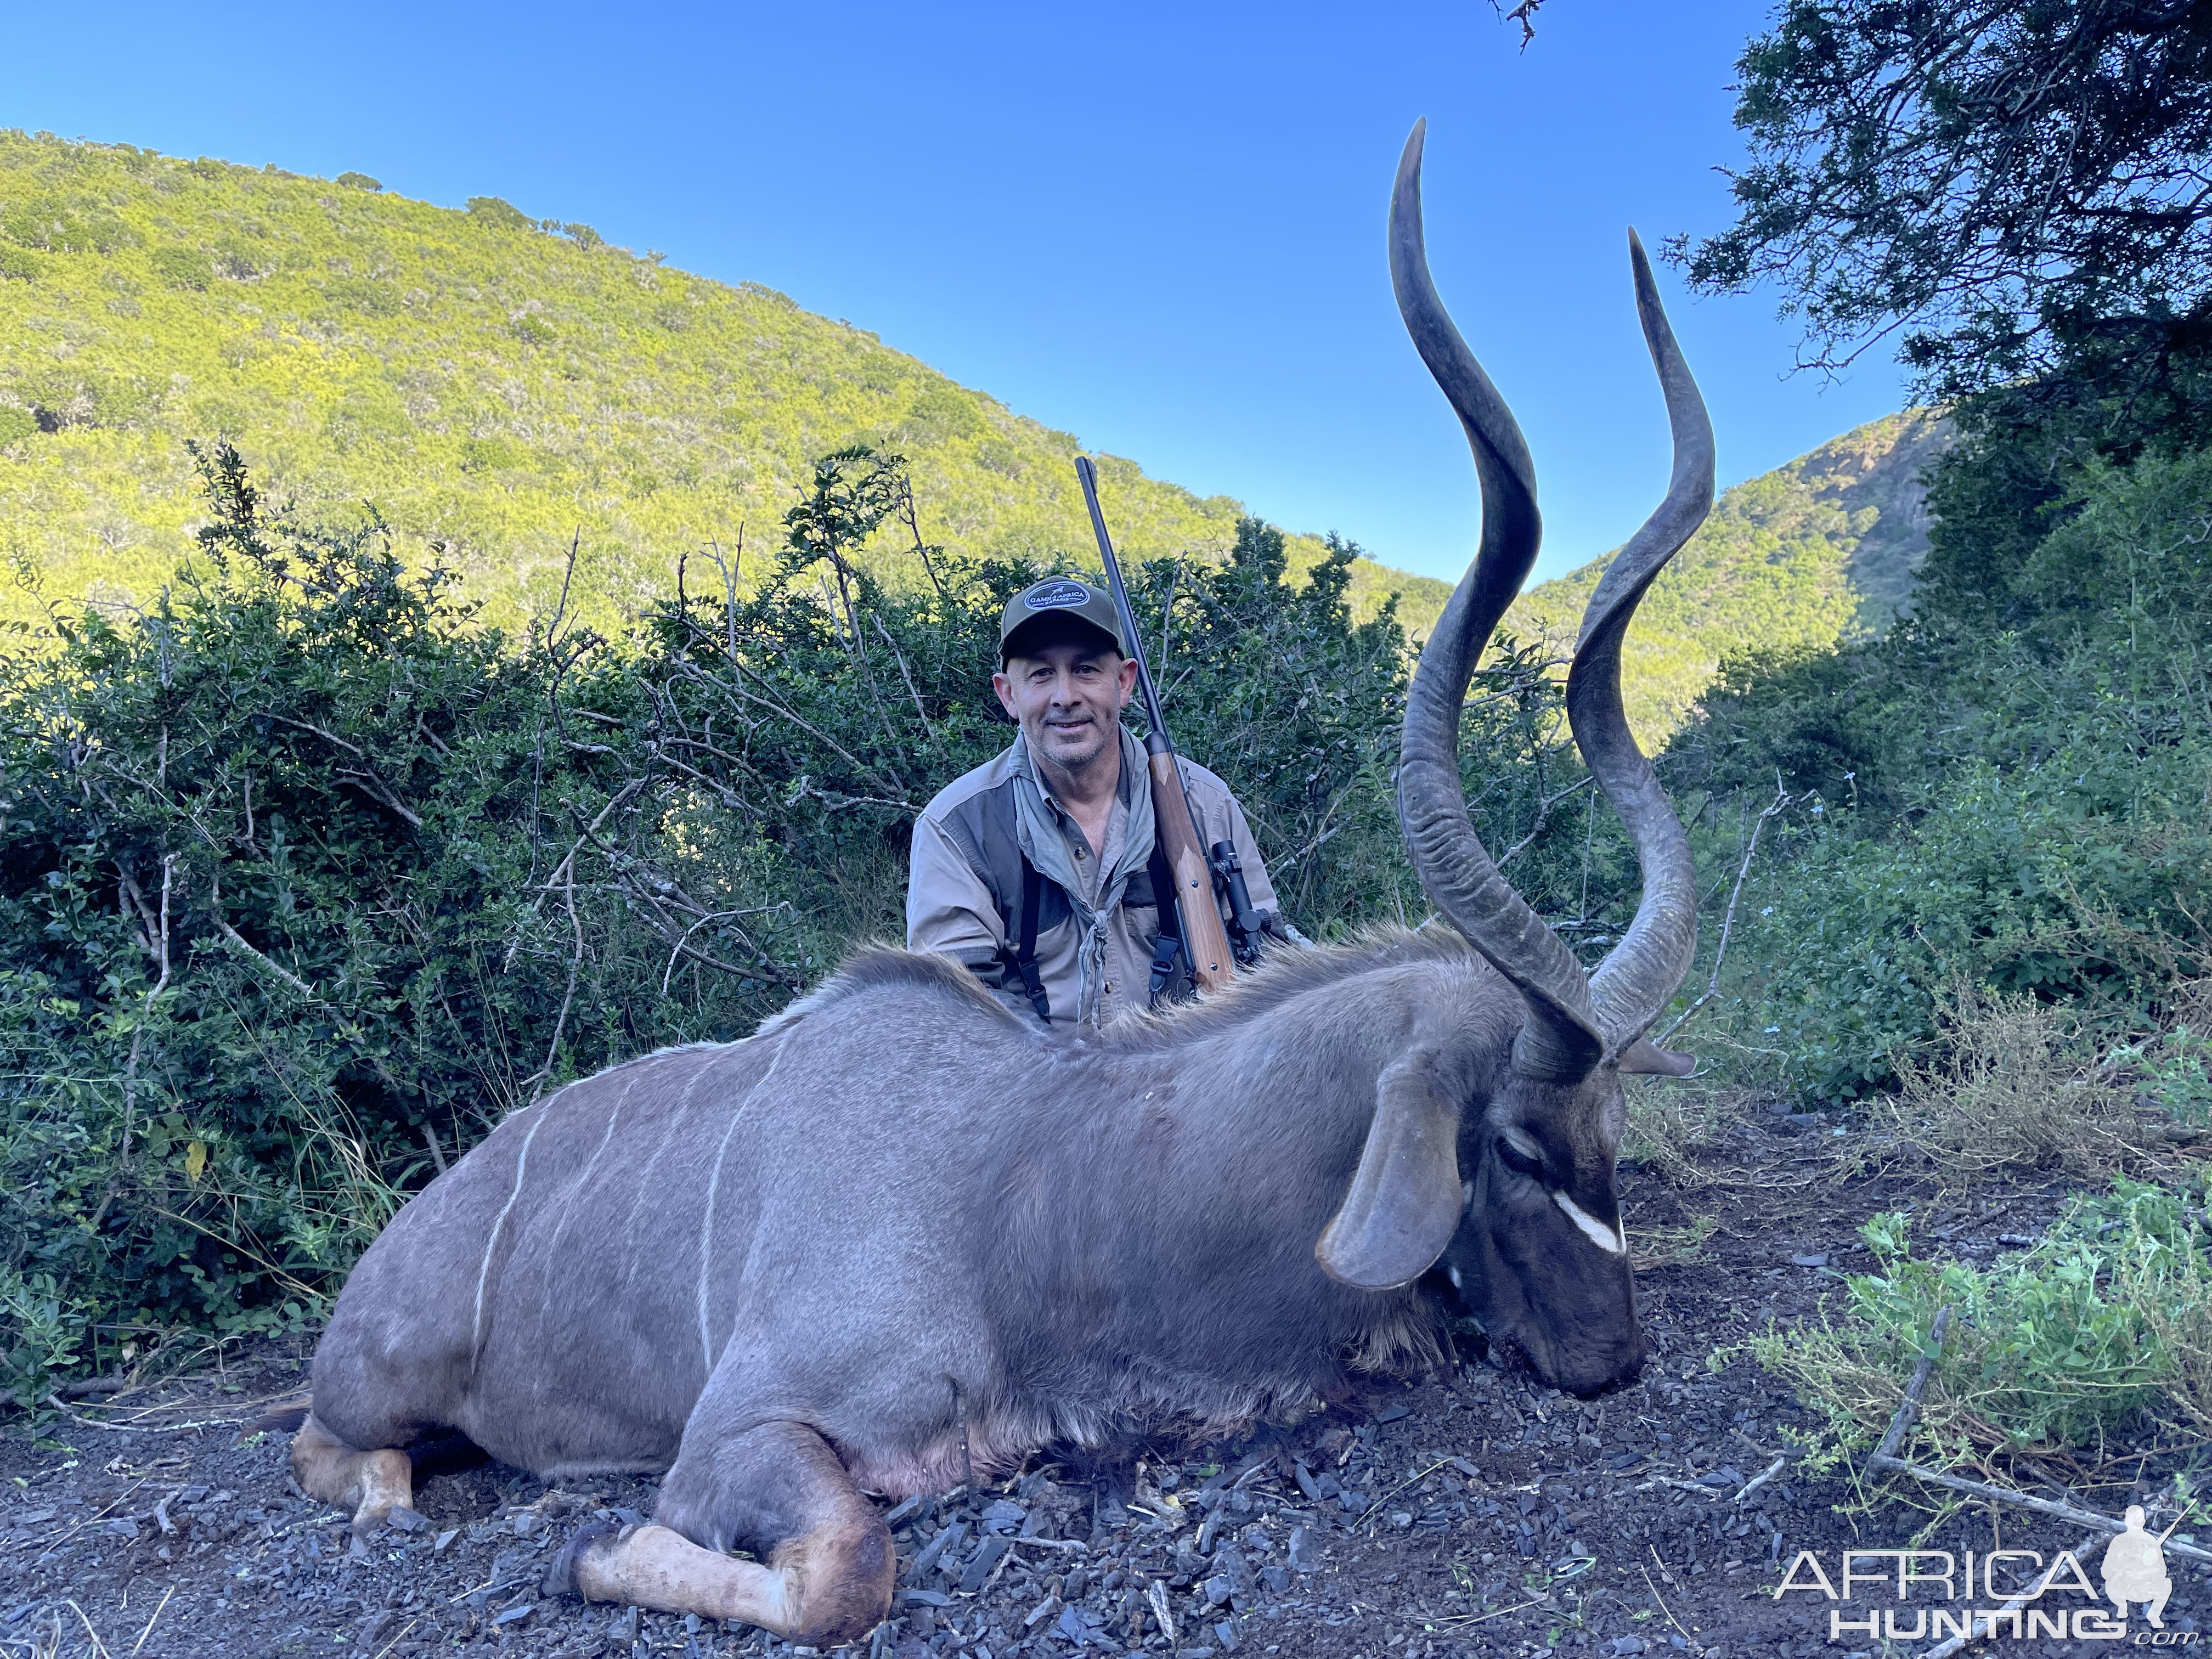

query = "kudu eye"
[1495,1135,1545,1181]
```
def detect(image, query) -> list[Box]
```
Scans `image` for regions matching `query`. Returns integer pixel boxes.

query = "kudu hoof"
[543,1519,623,1599]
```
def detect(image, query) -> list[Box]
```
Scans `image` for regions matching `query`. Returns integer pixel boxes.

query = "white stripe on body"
[538,1054,684,1324]
[696,1031,793,1376]
[472,1101,556,1370]
[617,1048,742,1293]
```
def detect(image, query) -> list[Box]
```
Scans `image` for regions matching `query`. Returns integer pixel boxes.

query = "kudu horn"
[1389,117,1714,1083]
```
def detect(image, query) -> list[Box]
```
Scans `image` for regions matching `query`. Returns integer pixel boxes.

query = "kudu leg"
[289,1413,414,1534]
[545,1419,892,1646]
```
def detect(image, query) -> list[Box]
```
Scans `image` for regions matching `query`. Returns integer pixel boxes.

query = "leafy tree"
[1683,0,2212,412]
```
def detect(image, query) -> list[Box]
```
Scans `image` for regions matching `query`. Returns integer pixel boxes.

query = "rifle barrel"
[1074,456,1171,751]
[1073,455,1235,990]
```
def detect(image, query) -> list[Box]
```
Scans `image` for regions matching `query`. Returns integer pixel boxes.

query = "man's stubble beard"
[1032,711,1116,778]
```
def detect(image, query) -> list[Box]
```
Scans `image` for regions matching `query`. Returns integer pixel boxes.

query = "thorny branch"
[1496,774,1598,871]
[86,853,178,1245]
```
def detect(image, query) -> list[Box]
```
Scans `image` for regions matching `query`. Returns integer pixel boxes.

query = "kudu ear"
[1315,1053,1462,1291]
[1618,1036,1695,1077]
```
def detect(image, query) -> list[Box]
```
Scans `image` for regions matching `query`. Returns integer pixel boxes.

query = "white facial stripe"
[1553,1190,1627,1255]
[1503,1126,1544,1161]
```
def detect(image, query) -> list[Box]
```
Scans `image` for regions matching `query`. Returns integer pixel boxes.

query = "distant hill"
[0,131,1945,744]
[0,131,1448,629]
[1509,409,1950,739]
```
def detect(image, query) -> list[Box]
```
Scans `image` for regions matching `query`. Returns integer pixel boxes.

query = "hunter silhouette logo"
[2103,1505,2180,1628]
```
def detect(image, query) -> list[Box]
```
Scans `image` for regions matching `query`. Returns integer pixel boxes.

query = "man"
[908,577,1283,1026]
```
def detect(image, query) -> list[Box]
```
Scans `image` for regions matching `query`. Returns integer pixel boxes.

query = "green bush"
[465,195,533,230]
[1753,1177,2212,1497]
[148,245,207,291]
[1732,743,2212,1101]
[1672,443,2212,1100]
[0,442,1601,1401]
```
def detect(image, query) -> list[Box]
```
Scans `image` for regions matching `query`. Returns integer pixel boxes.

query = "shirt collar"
[1013,727,1140,820]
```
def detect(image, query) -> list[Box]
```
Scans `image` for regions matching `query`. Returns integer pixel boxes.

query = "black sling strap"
[1006,839,1188,1022]
[1012,856,1053,1025]
[1146,838,1187,1002]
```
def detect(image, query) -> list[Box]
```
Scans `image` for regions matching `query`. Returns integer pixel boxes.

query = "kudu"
[290,120,1714,1645]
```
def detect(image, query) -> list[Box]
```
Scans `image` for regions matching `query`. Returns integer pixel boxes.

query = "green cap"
[998,578,1128,663]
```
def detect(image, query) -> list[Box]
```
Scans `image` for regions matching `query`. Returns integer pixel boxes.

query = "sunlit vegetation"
[0,130,1444,635]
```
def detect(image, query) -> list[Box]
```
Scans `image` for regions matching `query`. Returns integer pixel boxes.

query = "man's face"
[993,637,1138,775]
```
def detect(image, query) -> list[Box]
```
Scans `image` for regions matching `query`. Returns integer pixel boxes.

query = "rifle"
[1074,455,1242,991]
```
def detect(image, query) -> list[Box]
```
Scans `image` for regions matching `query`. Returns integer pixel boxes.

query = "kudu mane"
[776,927,1487,1053]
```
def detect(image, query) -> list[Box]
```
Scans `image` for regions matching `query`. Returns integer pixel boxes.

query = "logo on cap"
[1024,580,1091,611]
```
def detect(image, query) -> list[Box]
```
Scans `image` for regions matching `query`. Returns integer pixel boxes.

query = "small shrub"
[1628,1214,1718,1272]
[334,172,381,192]
[465,196,533,230]
[2147,1026,2212,1126]
[1754,1177,2212,1498]
[0,1267,91,1409]
[1868,985,2169,1182]
[1623,1077,1748,1188]
[211,237,270,283]
[149,245,208,291]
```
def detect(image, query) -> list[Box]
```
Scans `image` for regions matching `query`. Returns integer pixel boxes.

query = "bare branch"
[1655,776,1797,1048]
[209,870,317,999]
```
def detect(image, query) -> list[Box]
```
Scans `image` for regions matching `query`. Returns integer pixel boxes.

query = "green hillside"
[1511,409,1949,738]
[0,128,1944,741]
[0,130,1447,629]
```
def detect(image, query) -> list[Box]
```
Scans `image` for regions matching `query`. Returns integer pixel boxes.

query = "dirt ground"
[2,1113,2201,1659]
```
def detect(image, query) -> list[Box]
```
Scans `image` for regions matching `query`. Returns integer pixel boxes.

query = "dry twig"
[1657,775,1794,1048]
[127,1586,173,1658]
[1921,1531,2107,1659]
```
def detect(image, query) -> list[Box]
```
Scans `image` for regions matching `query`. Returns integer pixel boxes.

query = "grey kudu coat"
[313,947,1513,1495]
[300,120,1715,1644]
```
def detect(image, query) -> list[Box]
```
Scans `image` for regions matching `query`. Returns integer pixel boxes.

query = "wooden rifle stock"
[1148,747,1235,990]
[1074,455,1236,992]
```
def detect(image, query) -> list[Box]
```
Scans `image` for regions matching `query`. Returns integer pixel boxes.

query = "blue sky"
[1,1,1907,585]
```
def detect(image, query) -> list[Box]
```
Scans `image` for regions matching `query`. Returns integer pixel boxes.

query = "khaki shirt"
[907,736,1281,1027]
